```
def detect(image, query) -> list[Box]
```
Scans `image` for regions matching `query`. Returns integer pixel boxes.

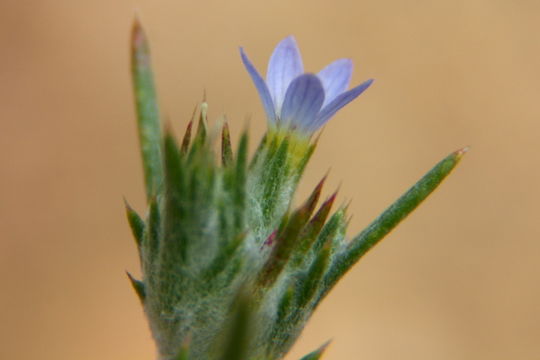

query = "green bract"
[126,20,466,360]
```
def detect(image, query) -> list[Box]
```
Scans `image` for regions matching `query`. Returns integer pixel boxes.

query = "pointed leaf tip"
[131,17,142,40]
[131,17,150,66]
[124,199,145,249]
[193,102,208,144]
[313,174,327,195]
[454,146,470,159]
[202,89,207,102]
[131,16,162,200]
[309,190,337,228]
[295,190,338,260]
[326,191,338,207]
[300,340,331,360]
[126,272,146,303]
[302,175,327,216]
[324,148,466,293]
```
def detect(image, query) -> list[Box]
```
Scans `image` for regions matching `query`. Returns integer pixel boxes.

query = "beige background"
[1,1,539,359]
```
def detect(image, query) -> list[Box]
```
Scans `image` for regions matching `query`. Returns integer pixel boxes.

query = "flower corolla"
[240,36,373,134]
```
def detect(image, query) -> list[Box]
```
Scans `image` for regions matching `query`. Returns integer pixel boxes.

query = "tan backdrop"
[1,1,539,359]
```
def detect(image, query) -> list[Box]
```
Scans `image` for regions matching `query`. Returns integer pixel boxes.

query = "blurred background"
[1,1,539,359]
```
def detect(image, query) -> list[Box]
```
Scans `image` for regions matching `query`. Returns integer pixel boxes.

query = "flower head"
[240,36,373,135]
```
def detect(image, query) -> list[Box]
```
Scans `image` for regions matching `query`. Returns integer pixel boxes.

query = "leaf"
[311,206,347,256]
[162,130,187,263]
[126,272,146,303]
[261,136,290,222]
[276,283,296,324]
[297,245,330,308]
[131,18,163,200]
[145,197,161,265]
[124,199,144,250]
[189,102,208,158]
[324,147,468,293]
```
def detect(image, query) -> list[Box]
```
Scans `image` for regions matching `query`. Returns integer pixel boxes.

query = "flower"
[240,36,373,135]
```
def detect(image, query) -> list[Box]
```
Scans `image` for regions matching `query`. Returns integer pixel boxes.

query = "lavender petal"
[280,73,325,133]
[240,47,277,124]
[266,36,304,113]
[311,78,374,132]
[317,58,353,107]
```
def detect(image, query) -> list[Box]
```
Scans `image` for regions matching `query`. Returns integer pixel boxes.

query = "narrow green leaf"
[131,19,162,199]
[140,196,160,289]
[162,130,187,263]
[265,281,297,353]
[124,199,144,250]
[261,136,289,221]
[327,147,468,290]
[195,102,208,144]
[276,283,295,324]
[145,197,161,264]
[126,271,146,303]
[298,245,330,308]
[187,103,209,161]
[235,130,248,188]
[311,207,347,255]
[163,129,185,194]
[299,341,331,360]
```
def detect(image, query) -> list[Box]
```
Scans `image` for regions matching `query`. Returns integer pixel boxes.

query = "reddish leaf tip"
[325,191,338,208]
[454,146,470,158]
[131,17,146,49]
[304,176,327,214]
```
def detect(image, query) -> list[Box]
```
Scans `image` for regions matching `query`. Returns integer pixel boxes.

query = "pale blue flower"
[240,36,373,134]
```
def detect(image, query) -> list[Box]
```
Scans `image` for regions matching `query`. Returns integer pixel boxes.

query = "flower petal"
[311,79,374,132]
[280,74,325,133]
[317,58,353,107]
[240,47,277,124]
[266,36,304,113]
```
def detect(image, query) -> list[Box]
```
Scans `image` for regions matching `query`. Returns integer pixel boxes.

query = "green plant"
[125,20,466,360]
